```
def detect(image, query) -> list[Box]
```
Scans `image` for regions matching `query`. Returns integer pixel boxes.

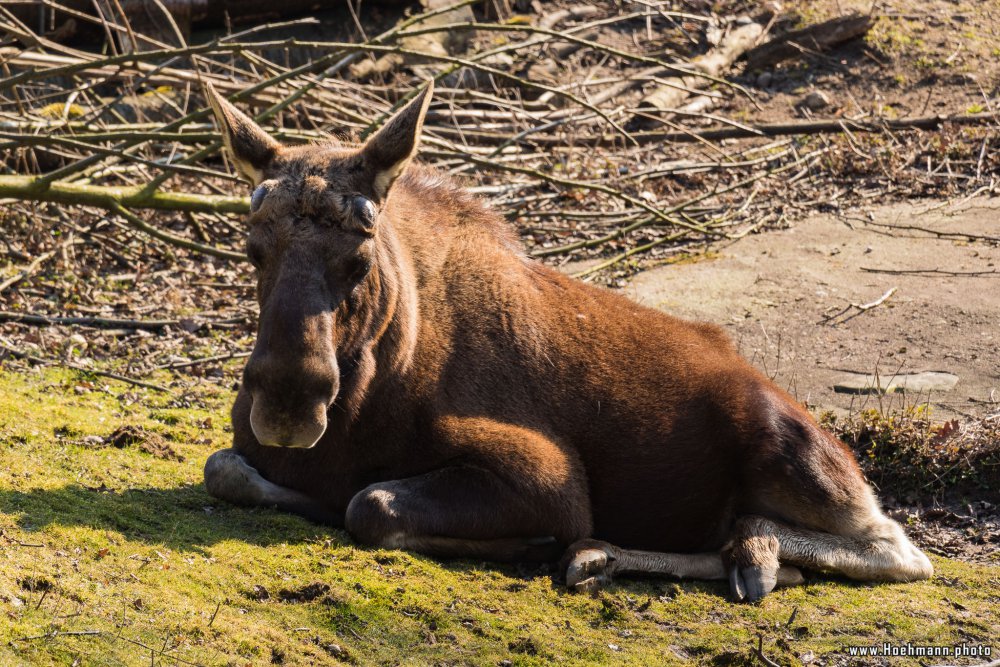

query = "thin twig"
[0,342,171,392]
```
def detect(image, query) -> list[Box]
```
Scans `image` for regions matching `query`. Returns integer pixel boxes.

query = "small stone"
[62,334,88,355]
[179,318,200,333]
[833,371,959,395]
[756,71,773,88]
[801,90,831,110]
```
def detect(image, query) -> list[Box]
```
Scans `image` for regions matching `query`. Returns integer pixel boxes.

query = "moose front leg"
[345,417,592,562]
[204,449,342,526]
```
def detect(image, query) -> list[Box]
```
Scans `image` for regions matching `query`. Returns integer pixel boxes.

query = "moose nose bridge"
[247,315,338,395]
[246,266,339,399]
[244,306,339,449]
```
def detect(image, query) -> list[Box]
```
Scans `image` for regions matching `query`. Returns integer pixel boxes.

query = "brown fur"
[202,84,932,599]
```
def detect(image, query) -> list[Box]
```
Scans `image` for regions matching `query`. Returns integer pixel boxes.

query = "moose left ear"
[362,81,433,201]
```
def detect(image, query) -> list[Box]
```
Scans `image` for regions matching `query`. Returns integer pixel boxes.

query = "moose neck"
[330,218,418,428]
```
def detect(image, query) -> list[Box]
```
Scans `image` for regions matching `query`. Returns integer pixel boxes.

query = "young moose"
[203,82,932,602]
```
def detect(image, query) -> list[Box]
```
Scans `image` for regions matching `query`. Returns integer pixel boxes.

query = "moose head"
[205,82,432,449]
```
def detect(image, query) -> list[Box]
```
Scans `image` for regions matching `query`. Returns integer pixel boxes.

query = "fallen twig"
[0,310,178,330]
[0,250,56,295]
[752,635,782,667]
[0,342,171,392]
[820,286,898,325]
[861,267,997,276]
[12,629,104,642]
[745,12,875,69]
[157,350,251,371]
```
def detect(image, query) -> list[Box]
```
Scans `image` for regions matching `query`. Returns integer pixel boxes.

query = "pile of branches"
[0,0,997,391]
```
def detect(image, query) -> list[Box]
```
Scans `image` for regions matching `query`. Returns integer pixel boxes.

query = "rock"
[61,333,87,355]
[801,90,831,110]
[756,71,773,88]
[833,371,959,395]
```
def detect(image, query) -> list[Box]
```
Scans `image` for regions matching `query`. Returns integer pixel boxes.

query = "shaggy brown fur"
[202,82,932,601]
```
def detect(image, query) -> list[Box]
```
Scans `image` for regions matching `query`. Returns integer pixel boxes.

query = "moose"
[202,81,932,602]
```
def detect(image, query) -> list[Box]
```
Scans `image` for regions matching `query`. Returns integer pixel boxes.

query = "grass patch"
[1,367,998,665]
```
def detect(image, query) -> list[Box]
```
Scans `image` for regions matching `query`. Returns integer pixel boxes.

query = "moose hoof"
[562,540,619,594]
[204,449,266,506]
[729,565,778,603]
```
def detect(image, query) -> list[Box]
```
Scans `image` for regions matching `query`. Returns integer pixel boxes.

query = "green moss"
[1,368,998,665]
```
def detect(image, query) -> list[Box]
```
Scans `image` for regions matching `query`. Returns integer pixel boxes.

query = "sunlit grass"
[1,368,997,665]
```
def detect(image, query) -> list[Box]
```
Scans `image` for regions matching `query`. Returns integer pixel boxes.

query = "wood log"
[349,0,475,80]
[632,21,763,125]
[744,12,875,70]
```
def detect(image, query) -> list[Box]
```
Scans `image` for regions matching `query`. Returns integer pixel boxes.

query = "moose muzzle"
[249,390,331,449]
[242,300,340,449]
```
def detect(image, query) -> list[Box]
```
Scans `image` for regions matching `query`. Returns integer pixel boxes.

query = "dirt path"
[603,197,1000,420]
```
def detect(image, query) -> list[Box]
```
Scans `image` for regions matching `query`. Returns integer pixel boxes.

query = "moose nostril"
[249,394,328,449]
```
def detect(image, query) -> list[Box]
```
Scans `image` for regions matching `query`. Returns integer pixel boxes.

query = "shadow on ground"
[0,481,898,606]
[0,482,338,552]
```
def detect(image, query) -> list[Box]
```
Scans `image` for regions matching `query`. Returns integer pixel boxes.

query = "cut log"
[744,12,875,70]
[632,21,764,125]
[349,0,475,81]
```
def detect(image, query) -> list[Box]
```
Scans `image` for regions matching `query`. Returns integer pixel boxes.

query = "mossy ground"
[1,368,998,666]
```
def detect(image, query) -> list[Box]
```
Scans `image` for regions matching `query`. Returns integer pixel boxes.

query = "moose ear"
[362,81,433,201]
[204,81,280,186]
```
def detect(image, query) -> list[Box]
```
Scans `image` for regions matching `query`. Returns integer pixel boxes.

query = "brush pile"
[0,0,997,387]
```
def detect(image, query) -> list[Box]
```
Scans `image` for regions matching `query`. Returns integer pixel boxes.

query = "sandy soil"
[593,197,1000,421]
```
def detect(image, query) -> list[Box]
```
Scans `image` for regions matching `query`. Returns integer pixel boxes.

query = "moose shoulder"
[202,82,932,602]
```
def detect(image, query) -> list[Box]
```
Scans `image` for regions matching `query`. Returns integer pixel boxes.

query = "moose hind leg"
[731,504,932,587]
[344,464,589,563]
[204,449,339,525]
[562,539,804,595]
[744,392,932,588]
[724,516,805,602]
[761,513,932,583]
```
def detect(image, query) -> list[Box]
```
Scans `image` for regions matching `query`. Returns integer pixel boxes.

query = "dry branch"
[0,176,247,213]
[0,310,187,330]
[745,12,875,70]
[502,112,998,147]
[635,20,764,120]
[0,341,171,392]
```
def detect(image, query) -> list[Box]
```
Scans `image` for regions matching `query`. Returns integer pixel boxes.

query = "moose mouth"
[249,393,330,449]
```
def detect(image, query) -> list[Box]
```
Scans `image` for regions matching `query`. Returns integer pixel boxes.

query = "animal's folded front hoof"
[562,540,618,594]
[729,565,778,603]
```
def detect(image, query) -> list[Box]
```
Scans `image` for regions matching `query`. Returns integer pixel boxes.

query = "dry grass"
[821,406,1000,503]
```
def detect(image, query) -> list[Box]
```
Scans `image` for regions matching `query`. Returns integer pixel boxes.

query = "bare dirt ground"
[614,197,1000,421]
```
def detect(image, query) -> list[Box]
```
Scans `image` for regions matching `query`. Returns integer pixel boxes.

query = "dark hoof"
[561,540,618,594]
[729,565,778,603]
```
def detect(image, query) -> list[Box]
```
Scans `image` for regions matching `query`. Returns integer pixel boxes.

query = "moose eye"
[352,195,377,229]
[251,179,278,213]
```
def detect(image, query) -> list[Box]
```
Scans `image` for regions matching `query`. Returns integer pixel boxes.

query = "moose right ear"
[204,82,280,186]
